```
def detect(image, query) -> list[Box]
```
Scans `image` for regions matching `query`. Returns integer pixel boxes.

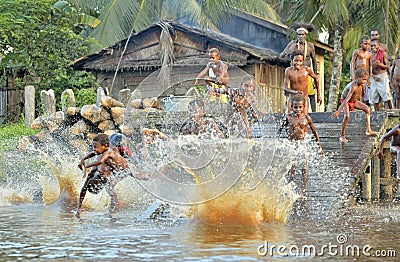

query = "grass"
[0,121,41,152]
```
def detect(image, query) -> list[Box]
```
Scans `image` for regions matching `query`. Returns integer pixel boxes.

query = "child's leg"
[76,178,91,217]
[355,101,378,135]
[105,172,126,216]
[340,106,350,142]
[396,150,400,181]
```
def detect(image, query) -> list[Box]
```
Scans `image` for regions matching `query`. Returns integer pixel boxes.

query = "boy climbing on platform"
[277,94,325,196]
[76,133,132,218]
[332,68,379,143]
[194,48,229,111]
[377,125,400,183]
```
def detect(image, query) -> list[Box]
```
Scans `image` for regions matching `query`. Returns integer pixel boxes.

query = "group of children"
[76,39,400,217]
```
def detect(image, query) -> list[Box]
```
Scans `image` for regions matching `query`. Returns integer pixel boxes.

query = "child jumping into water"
[332,68,379,143]
[76,133,132,218]
[377,124,400,183]
[277,94,324,196]
[194,48,230,111]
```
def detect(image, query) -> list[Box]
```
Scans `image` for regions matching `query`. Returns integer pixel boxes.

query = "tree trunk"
[326,22,344,112]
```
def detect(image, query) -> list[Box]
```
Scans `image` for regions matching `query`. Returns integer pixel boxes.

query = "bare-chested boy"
[332,68,379,143]
[350,35,373,104]
[283,50,321,114]
[76,133,131,218]
[390,48,400,109]
[277,94,324,195]
[194,48,229,109]
[370,39,393,111]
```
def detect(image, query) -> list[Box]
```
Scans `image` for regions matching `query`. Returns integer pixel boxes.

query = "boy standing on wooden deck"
[377,125,400,183]
[277,94,324,196]
[283,50,321,114]
[332,68,379,143]
[350,35,373,105]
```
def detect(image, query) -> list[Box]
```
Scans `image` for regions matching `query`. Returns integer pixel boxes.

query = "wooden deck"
[290,111,389,220]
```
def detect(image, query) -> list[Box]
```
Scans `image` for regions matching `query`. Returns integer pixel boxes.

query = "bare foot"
[365,130,379,136]
[74,210,81,218]
[339,136,348,143]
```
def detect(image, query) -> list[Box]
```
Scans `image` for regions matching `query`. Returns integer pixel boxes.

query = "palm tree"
[281,0,399,111]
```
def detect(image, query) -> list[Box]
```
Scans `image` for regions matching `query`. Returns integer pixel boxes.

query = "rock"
[130,99,142,109]
[101,96,125,108]
[143,97,159,108]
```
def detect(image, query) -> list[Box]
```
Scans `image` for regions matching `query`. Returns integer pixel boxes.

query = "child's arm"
[283,68,302,95]
[377,127,397,159]
[307,115,325,157]
[194,64,211,85]
[277,116,288,138]
[350,49,359,81]
[78,151,96,170]
[85,151,111,169]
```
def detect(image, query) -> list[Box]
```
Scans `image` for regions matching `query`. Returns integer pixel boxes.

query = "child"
[194,48,230,110]
[377,124,400,183]
[76,133,131,218]
[332,68,379,143]
[277,94,325,195]
[279,25,318,112]
[180,99,226,139]
[350,35,373,104]
[390,48,400,109]
[283,50,321,114]
[370,39,393,111]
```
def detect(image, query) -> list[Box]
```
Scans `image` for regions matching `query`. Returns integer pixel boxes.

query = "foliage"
[75,87,97,107]
[66,0,281,51]
[0,0,99,113]
[0,121,40,152]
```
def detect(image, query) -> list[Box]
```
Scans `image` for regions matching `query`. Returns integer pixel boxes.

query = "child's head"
[110,133,123,147]
[208,48,220,64]
[188,99,205,116]
[241,75,256,93]
[291,50,304,68]
[92,133,110,154]
[292,94,306,114]
[354,68,369,86]
[359,35,371,51]
[370,39,380,52]
[370,29,380,41]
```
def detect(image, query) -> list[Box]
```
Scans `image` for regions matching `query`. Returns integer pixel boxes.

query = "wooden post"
[362,160,372,202]
[382,147,393,200]
[371,155,380,201]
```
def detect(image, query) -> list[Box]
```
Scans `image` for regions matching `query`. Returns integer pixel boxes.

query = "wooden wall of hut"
[255,63,286,113]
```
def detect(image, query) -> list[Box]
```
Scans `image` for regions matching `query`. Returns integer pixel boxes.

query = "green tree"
[0,0,99,113]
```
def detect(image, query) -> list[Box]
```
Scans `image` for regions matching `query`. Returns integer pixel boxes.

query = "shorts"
[369,72,393,103]
[87,172,107,194]
[208,83,228,103]
[340,98,356,111]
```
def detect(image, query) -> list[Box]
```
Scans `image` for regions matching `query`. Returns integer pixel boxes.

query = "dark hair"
[292,94,306,103]
[354,67,369,78]
[93,133,109,145]
[292,50,304,58]
[208,48,220,56]
[359,35,370,43]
